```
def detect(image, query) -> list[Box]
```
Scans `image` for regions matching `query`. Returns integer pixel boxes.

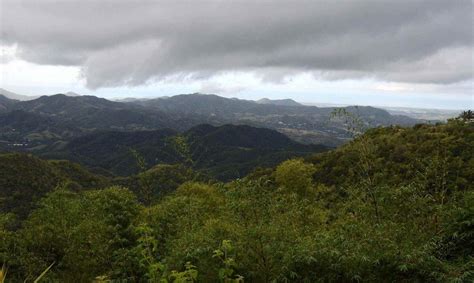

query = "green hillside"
[1,118,472,282]
[45,124,327,180]
[0,153,109,219]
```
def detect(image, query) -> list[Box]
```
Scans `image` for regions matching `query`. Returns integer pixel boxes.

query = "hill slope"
[1,119,472,282]
[44,124,328,179]
[0,94,17,113]
[13,94,180,130]
[307,120,474,191]
[0,153,109,219]
[0,110,81,151]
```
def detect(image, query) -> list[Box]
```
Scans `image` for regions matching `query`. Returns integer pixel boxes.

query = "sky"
[0,0,472,110]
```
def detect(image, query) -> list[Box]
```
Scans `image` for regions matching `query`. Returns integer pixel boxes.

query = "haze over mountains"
[0,88,82,101]
[0,88,39,101]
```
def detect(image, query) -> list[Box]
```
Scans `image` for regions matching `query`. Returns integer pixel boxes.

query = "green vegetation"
[0,154,110,220]
[43,124,327,180]
[0,93,423,153]
[0,118,472,282]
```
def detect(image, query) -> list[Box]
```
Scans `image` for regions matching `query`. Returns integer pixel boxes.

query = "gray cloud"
[1,0,472,89]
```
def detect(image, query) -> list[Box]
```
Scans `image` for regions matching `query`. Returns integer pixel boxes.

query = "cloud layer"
[1,0,472,89]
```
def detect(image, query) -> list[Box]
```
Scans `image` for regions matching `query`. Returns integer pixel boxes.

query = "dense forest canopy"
[0,116,473,282]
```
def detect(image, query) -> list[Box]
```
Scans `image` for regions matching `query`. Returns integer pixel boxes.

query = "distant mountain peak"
[256,98,302,106]
[0,88,38,101]
[65,91,81,97]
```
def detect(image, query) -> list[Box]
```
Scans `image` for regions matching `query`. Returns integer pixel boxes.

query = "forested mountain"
[123,93,426,145]
[0,94,192,151]
[0,95,17,113]
[130,94,420,134]
[0,92,425,151]
[12,94,181,130]
[0,110,81,151]
[41,124,327,179]
[1,117,472,282]
[0,153,110,219]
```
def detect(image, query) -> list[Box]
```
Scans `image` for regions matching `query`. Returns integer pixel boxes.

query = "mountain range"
[0,91,424,148]
[127,93,422,144]
[0,90,428,177]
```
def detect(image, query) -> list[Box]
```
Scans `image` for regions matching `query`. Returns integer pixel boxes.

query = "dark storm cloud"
[1,0,472,88]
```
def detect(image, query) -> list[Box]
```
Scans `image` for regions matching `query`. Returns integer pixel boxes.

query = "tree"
[331,108,382,221]
[85,187,143,280]
[18,189,110,282]
[457,110,474,122]
[275,159,315,197]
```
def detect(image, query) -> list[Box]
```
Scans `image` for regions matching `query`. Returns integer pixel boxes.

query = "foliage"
[0,153,64,219]
[275,158,316,196]
[168,262,198,283]
[213,240,244,282]
[457,110,474,122]
[138,164,200,204]
[0,153,110,221]
[0,120,472,282]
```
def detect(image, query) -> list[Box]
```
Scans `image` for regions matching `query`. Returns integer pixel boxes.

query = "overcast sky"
[0,0,472,109]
